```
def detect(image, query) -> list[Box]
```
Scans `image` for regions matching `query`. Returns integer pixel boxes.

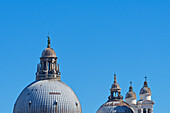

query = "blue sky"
[0,0,170,113]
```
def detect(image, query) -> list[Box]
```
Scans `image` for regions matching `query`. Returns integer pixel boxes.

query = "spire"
[114,74,117,83]
[144,76,148,87]
[47,36,51,48]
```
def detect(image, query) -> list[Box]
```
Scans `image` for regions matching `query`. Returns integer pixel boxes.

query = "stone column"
[51,61,54,70]
[50,61,52,71]
[151,108,153,113]
[41,60,44,70]
[46,61,48,71]
[141,109,143,113]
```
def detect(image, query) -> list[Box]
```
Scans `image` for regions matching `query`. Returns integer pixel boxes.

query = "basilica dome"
[13,37,82,113]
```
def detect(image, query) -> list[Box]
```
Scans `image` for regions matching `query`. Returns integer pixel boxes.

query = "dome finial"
[129,81,133,91]
[114,74,117,83]
[145,76,147,81]
[144,76,148,87]
[47,36,51,48]
[130,81,132,86]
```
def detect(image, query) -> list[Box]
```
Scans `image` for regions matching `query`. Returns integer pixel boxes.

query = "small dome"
[41,48,56,57]
[111,82,121,89]
[125,83,137,99]
[140,81,151,95]
[140,86,151,95]
[96,101,134,113]
[125,91,137,99]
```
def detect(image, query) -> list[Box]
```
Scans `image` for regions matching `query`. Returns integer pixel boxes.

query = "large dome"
[96,101,134,113]
[13,80,82,113]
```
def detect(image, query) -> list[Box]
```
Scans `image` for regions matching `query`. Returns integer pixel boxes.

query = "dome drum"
[139,94,151,101]
[36,73,61,81]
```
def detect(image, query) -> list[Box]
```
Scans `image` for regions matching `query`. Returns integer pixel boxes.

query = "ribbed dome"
[13,80,82,113]
[96,100,134,113]
[41,48,56,57]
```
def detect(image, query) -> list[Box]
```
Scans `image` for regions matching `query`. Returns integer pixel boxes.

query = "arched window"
[114,92,116,97]
[148,109,151,113]
[44,61,46,70]
[48,61,51,71]
[143,108,146,113]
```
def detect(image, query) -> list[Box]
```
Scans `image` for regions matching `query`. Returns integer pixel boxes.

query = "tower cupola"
[125,82,137,105]
[139,76,152,100]
[108,74,123,101]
